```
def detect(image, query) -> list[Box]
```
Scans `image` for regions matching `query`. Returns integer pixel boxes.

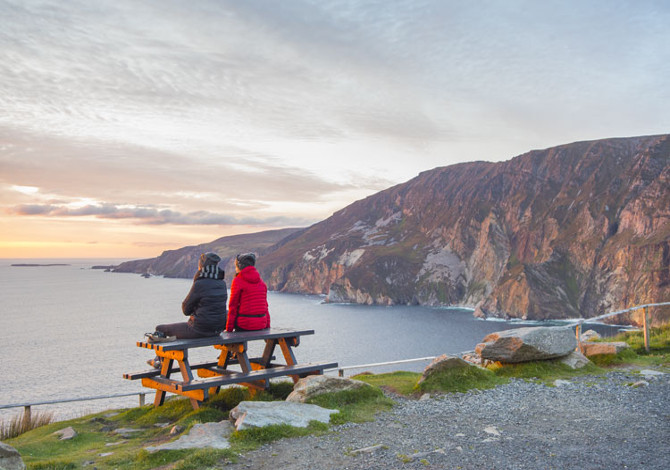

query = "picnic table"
[124,327,337,409]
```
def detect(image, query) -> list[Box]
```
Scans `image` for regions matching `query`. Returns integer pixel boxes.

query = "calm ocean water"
[0,259,621,421]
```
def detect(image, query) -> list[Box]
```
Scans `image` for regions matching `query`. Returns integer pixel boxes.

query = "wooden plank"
[177,362,338,392]
[124,357,274,381]
[141,377,205,401]
[136,327,315,352]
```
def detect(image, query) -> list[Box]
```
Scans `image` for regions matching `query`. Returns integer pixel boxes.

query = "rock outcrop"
[229,401,337,430]
[258,135,670,324]
[114,135,670,324]
[475,326,577,363]
[418,355,479,384]
[286,375,373,403]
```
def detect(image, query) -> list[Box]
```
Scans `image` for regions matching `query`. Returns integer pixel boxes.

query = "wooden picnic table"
[124,327,337,409]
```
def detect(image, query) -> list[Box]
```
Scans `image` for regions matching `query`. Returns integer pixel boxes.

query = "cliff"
[257,135,670,324]
[113,227,303,279]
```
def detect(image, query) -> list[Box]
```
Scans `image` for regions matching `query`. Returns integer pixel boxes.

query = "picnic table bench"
[124,327,337,409]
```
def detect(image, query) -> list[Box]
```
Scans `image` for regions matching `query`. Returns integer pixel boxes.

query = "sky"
[1,0,669,259]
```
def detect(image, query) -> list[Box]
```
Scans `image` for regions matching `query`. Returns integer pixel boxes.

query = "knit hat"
[199,252,221,268]
[235,252,256,270]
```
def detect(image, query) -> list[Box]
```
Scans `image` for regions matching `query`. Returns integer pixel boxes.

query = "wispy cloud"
[7,202,311,226]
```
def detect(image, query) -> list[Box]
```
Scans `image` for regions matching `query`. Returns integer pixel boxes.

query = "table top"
[137,327,315,352]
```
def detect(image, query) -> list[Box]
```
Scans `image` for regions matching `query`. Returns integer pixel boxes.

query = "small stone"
[99,452,114,457]
[419,393,431,401]
[53,426,77,440]
[349,444,385,455]
[554,379,571,387]
[484,426,501,436]
[170,425,185,435]
[631,380,649,388]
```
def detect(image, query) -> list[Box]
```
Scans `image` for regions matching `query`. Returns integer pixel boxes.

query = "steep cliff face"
[113,228,303,279]
[259,135,670,323]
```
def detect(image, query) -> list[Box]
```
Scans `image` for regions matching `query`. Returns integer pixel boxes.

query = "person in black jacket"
[145,252,228,369]
[145,251,227,345]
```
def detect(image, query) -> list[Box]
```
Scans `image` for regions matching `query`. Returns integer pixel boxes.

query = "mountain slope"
[113,227,303,279]
[257,135,670,323]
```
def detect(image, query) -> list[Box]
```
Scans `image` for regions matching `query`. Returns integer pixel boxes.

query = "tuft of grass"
[353,371,422,396]
[1,409,54,440]
[416,364,507,394]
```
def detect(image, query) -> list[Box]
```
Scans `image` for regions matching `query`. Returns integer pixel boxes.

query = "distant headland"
[11,263,71,267]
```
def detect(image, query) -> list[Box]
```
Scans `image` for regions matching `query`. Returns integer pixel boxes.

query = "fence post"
[139,393,146,407]
[575,323,582,352]
[23,405,31,424]
[338,369,344,377]
[643,306,650,353]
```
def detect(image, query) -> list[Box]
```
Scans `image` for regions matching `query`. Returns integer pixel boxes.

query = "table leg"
[153,358,174,407]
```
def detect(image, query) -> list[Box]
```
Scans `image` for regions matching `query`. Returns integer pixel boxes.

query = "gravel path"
[226,369,669,469]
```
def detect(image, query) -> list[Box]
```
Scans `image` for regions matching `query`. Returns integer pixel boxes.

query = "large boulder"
[286,375,372,403]
[475,326,577,363]
[229,401,337,431]
[0,442,25,470]
[581,341,630,357]
[418,355,475,385]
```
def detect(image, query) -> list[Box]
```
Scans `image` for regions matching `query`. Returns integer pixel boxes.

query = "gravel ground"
[226,369,669,470]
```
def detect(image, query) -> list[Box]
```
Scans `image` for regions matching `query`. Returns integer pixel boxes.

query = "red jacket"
[225,266,270,331]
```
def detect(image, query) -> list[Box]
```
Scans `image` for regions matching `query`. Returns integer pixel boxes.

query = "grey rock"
[631,380,649,388]
[581,341,630,357]
[230,401,337,430]
[560,350,591,369]
[580,329,601,342]
[286,375,372,403]
[0,442,25,470]
[475,326,577,363]
[53,426,77,440]
[554,379,572,387]
[146,421,234,452]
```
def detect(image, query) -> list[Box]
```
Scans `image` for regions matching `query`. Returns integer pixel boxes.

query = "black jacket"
[181,267,227,335]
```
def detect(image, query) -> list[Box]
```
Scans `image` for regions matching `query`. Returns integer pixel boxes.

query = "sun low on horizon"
[1,1,668,260]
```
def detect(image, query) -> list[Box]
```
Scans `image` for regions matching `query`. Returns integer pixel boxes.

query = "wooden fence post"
[575,323,581,352]
[139,393,146,407]
[23,405,31,424]
[643,306,650,353]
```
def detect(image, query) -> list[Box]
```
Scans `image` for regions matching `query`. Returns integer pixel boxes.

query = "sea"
[0,259,625,422]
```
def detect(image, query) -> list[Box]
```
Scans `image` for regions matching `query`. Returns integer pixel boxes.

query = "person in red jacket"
[225,253,270,332]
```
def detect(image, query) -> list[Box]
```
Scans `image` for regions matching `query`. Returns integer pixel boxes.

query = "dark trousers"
[155,322,218,339]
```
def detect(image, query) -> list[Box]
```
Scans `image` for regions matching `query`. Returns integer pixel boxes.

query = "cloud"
[7,202,313,227]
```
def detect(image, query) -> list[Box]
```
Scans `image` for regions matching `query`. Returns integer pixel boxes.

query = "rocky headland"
[111,134,670,325]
